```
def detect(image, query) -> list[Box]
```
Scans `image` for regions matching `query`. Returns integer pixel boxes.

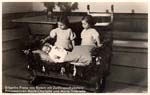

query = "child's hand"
[22,49,30,55]
[99,44,103,47]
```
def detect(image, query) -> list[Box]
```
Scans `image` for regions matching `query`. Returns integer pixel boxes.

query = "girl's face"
[81,20,90,29]
[57,22,67,30]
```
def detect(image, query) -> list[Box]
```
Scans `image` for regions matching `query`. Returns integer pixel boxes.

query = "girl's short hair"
[57,15,70,27]
[82,15,96,26]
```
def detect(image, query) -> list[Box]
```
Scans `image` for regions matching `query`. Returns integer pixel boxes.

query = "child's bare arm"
[44,35,51,41]
[41,35,51,43]
[95,36,102,47]
[72,40,75,46]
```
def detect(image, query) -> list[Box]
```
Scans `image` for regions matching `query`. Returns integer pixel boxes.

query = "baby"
[42,43,52,54]
[42,43,68,63]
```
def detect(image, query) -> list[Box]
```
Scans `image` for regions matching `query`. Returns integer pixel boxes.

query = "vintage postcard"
[1,0,148,93]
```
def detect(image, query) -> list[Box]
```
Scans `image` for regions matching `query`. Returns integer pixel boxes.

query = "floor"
[2,50,148,93]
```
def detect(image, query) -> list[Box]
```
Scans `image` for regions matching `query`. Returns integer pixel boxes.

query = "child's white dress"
[81,28,100,46]
[50,28,76,50]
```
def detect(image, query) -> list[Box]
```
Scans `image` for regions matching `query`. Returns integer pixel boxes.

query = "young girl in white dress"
[42,15,76,51]
[81,15,102,47]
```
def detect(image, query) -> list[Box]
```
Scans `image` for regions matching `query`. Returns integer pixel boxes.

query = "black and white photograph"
[2,1,148,93]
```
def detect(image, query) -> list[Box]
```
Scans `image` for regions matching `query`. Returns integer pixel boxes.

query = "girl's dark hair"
[57,15,70,27]
[82,15,96,26]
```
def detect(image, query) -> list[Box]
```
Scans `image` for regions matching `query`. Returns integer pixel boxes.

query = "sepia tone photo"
[2,2,148,93]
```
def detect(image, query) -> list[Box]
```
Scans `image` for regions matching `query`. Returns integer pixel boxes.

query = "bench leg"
[95,76,106,92]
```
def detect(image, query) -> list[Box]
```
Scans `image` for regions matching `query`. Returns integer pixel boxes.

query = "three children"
[40,14,101,62]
